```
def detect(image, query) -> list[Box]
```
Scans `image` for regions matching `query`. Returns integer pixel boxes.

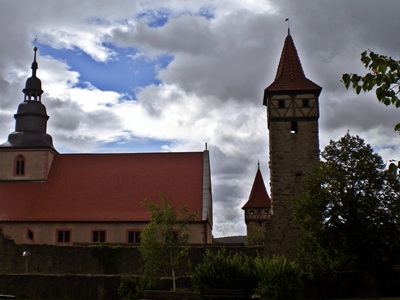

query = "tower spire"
[23,46,44,102]
[263,32,321,95]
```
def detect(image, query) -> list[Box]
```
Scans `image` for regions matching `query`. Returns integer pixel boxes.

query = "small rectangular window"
[127,231,141,244]
[291,121,298,134]
[27,229,34,241]
[57,230,71,244]
[278,100,285,108]
[302,99,309,107]
[92,230,106,243]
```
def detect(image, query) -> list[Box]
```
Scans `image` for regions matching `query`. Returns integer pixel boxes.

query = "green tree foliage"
[342,50,400,173]
[139,193,196,291]
[293,133,400,280]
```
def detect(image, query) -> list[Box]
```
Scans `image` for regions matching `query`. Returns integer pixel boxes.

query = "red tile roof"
[0,152,210,222]
[264,33,321,94]
[242,168,271,209]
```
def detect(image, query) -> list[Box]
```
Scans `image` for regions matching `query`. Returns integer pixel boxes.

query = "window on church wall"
[27,228,34,242]
[278,100,285,108]
[57,229,72,244]
[302,99,309,107]
[14,155,25,176]
[127,230,141,244]
[92,230,106,243]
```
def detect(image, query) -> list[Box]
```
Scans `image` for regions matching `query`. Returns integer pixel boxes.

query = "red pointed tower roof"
[264,31,321,95]
[242,165,271,209]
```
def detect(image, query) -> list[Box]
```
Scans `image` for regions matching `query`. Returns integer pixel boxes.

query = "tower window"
[302,99,309,107]
[291,121,298,134]
[278,100,285,108]
[15,155,25,176]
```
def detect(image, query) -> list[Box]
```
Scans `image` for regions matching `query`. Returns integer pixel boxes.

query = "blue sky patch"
[38,43,173,99]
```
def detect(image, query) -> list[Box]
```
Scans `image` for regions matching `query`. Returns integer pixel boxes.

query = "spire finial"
[285,18,290,35]
[31,45,38,76]
[258,160,260,170]
[23,42,43,101]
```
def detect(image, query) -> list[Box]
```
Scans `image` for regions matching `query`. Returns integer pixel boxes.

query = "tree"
[293,133,400,295]
[139,193,196,291]
[342,50,400,173]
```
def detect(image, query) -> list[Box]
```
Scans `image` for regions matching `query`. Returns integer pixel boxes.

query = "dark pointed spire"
[0,46,56,151]
[264,31,321,94]
[242,165,271,209]
[23,46,44,101]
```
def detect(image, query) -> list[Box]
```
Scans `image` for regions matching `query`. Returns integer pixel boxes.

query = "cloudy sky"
[0,0,399,237]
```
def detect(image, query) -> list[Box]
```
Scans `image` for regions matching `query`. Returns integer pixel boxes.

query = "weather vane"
[285,18,290,35]
[34,35,39,50]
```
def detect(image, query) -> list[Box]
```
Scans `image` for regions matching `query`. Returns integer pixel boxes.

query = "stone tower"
[242,164,271,244]
[0,47,57,181]
[263,30,322,257]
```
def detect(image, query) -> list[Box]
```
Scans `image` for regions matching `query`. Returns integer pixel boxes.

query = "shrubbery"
[254,256,302,300]
[192,248,257,295]
[192,248,302,299]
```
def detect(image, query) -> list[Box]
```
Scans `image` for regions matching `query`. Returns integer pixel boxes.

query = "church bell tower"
[263,30,322,257]
[0,47,57,181]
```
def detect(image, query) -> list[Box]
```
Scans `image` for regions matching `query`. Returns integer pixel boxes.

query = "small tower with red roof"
[263,29,322,256]
[242,163,271,245]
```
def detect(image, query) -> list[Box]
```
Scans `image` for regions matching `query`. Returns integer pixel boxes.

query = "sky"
[0,0,399,238]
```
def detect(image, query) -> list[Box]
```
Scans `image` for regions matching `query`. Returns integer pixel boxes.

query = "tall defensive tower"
[263,30,322,257]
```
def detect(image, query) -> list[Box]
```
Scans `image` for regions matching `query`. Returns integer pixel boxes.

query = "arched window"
[15,155,25,176]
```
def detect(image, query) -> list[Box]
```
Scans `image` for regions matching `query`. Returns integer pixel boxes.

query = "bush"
[254,256,302,300]
[192,248,257,295]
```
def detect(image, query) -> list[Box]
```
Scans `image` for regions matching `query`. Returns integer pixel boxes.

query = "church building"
[0,47,213,245]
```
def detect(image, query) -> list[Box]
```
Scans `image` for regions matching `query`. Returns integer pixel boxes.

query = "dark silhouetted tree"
[293,133,400,296]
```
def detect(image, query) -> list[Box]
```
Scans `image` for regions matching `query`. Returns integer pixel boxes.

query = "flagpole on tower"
[285,18,290,35]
